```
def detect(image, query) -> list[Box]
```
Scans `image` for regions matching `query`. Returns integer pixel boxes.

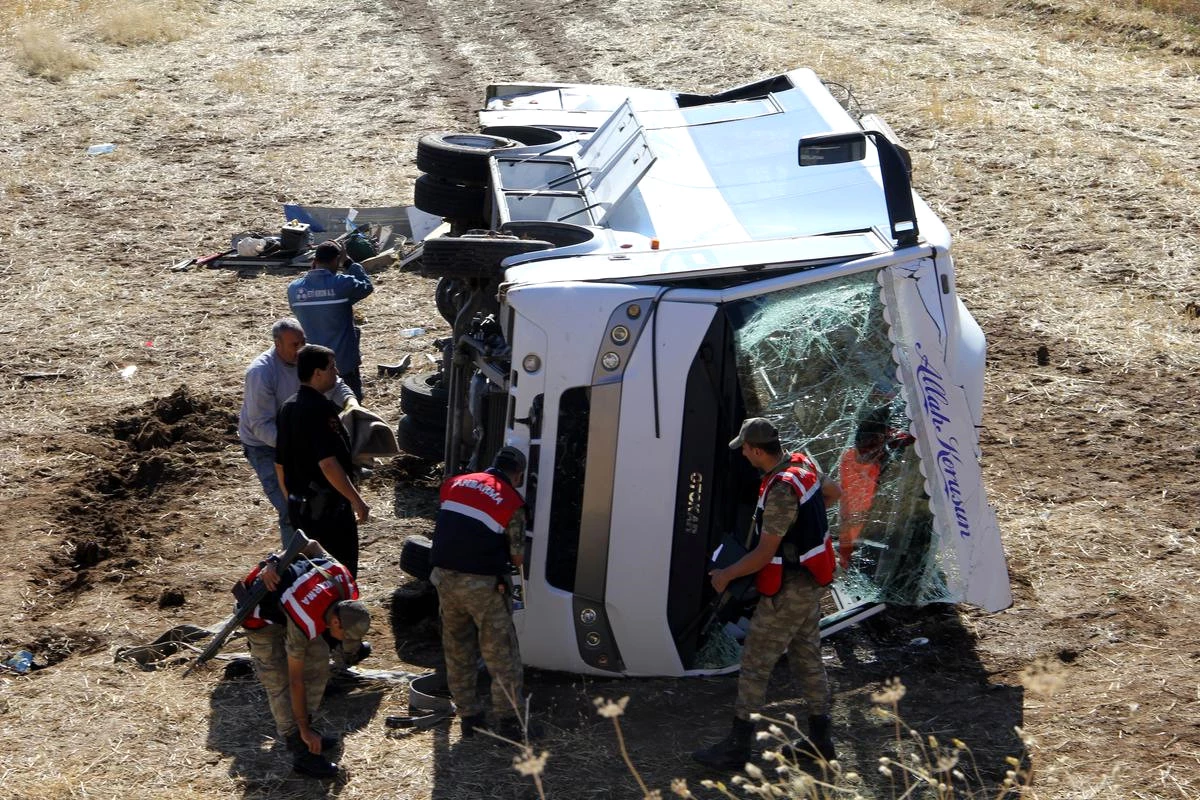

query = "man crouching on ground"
[240,532,370,779]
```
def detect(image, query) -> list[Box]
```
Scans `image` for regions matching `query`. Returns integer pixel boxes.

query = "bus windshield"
[727,271,953,606]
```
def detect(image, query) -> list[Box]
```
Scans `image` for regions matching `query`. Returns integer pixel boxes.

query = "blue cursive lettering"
[915,342,971,539]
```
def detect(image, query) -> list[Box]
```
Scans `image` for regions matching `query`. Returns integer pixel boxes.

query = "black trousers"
[289,498,359,578]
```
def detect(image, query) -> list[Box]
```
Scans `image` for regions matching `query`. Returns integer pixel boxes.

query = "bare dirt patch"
[40,386,236,595]
[1,0,1199,798]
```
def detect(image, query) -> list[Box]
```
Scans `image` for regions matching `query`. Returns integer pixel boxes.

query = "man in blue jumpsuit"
[287,240,374,400]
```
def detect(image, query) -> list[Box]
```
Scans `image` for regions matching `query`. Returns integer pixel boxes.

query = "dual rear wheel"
[412,128,568,231]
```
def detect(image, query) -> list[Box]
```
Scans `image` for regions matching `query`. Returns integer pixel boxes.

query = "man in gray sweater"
[238,318,356,545]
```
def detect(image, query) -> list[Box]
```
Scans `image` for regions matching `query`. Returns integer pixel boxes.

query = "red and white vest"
[431,468,524,576]
[241,556,358,639]
[754,452,835,586]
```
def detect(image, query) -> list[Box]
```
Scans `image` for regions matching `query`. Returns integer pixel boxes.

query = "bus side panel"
[880,258,1013,612]
[506,283,653,674]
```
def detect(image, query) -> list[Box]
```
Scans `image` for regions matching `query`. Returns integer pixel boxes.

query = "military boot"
[808,714,836,762]
[691,717,755,771]
[460,712,488,738]
[293,749,339,779]
[494,714,545,742]
[781,714,837,767]
[286,729,341,756]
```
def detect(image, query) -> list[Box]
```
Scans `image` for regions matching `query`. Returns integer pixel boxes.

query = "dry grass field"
[1,0,1198,798]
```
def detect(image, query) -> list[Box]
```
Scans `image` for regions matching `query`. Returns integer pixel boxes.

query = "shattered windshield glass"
[727,271,953,606]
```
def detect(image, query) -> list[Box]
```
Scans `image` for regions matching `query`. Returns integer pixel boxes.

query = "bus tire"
[416,132,521,185]
[421,233,554,279]
[413,174,487,221]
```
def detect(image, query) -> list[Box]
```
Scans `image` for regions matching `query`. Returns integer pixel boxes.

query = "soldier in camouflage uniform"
[240,532,371,779]
[429,447,531,740]
[693,418,842,772]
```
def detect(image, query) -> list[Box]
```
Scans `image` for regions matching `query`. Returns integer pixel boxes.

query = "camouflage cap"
[334,600,371,654]
[729,417,780,449]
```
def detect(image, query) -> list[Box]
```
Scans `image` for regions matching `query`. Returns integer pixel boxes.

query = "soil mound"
[43,386,237,594]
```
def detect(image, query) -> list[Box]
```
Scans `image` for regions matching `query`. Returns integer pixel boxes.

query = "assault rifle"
[182,531,308,677]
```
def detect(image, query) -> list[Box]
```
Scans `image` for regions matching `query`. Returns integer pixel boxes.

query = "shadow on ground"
[404,605,1024,799]
[205,665,384,799]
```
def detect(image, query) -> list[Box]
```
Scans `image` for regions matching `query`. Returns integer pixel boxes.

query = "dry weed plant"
[925,87,947,125]
[0,0,1195,796]
[10,23,93,81]
[214,59,275,97]
[473,681,551,800]
[1148,0,1200,21]
[950,0,1200,51]
[526,683,1032,800]
[94,1,195,46]
[1018,657,1067,698]
[0,0,77,22]
[2,0,206,79]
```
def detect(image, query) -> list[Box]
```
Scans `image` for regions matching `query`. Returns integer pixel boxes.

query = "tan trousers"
[245,623,331,738]
[734,568,831,720]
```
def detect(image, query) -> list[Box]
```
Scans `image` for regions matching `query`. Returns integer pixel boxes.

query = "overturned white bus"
[397,68,1012,677]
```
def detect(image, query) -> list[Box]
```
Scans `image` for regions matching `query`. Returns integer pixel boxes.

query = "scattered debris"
[115,624,214,670]
[385,709,453,730]
[181,204,434,272]
[3,650,35,674]
[19,371,71,382]
[377,354,412,378]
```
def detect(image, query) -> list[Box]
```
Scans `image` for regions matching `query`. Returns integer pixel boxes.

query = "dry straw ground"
[0,0,1198,798]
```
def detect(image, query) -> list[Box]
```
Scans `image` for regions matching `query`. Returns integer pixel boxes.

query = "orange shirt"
[837,448,883,557]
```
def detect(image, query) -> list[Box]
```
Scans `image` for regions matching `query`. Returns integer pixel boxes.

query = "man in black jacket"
[275,344,370,577]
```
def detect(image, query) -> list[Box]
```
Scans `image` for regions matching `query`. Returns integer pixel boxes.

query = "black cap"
[493,446,527,474]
